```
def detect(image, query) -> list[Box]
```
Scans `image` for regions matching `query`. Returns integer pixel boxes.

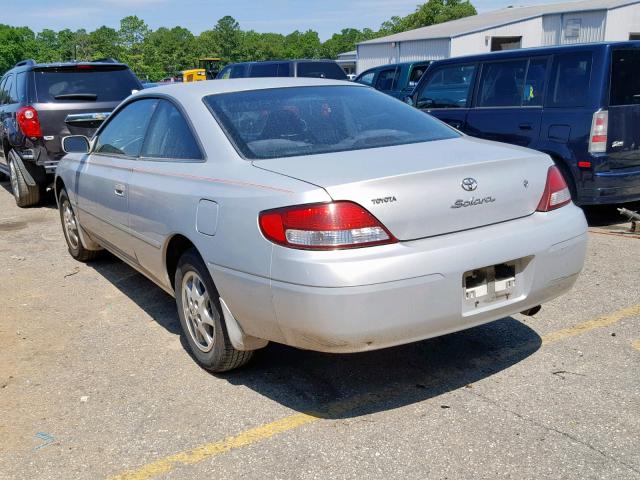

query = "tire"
[58,189,99,262]
[8,151,40,208]
[175,249,253,372]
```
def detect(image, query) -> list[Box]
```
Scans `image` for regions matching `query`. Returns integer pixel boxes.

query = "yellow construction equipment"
[182,58,222,82]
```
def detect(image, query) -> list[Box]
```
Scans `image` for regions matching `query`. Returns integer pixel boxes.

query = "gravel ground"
[0,181,638,480]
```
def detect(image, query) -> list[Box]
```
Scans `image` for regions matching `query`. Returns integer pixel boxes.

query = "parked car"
[217,60,347,80]
[356,61,431,99]
[0,59,142,207]
[410,41,640,206]
[56,78,587,372]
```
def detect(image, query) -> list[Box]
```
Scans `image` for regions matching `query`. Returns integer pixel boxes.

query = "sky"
[3,0,560,40]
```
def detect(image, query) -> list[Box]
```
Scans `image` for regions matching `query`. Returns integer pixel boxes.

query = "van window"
[219,66,232,79]
[3,75,15,104]
[250,63,280,77]
[407,65,428,89]
[296,61,347,80]
[375,68,398,91]
[548,52,592,107]
[524,58,548,106]
[477,60,526,107]
[416,64,476,109]
[610,49,640,106]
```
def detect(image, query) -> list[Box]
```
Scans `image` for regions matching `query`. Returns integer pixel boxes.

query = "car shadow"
[583,201,639,227]
[88,254,542,420]
[0,179,58,209]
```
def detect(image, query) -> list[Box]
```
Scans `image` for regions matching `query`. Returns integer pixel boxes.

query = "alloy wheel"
[62,199,80,250]
[181,271,216,352]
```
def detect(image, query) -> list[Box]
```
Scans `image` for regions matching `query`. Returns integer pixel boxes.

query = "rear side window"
[610,49,640,106]
[95,99,158,157]
[375,68,398,90]
[34,67,140,103]
[141,100,202,160]
[416,64,476,109]
[2,75,15,104]
[408,65,428,88]
[548,52,592,107]
[477,60,527,107]
[15,72,27,103]
[296,62,347,80]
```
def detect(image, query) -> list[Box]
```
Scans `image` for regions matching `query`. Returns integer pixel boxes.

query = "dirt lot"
[0,181,639,480]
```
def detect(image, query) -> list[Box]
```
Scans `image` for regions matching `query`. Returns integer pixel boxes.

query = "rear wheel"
[175,249,253,372]
[58,189,99,262]
[8,151,40,208]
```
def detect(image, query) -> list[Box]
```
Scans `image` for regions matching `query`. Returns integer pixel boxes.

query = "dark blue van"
[411,42,640,205]
[355,61,431,99]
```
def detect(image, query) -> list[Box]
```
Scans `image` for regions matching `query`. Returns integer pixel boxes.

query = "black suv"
[217,60,347,80]
[0,59,142,207]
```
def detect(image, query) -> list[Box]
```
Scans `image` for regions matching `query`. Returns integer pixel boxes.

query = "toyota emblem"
[461,177,478,191]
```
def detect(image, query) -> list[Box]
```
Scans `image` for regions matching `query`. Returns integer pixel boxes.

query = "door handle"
[518,123,533,130]
[114,183,126,197]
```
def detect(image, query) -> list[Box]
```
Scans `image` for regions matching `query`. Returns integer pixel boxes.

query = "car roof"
[225,59,338,67]
[7,60,130,74]
[131,77,362,101]
[359,61,432,75]
[431,40,640,65]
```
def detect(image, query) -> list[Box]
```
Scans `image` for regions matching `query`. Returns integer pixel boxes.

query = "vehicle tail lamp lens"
[588,110,608,153]
[536,165,572,212]
[17,106,42,138]
[259,201,397,249]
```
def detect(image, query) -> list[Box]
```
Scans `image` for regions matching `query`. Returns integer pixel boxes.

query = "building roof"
[359,0,639,45]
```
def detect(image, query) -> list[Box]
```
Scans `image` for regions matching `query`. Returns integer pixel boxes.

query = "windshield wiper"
[54,93,98,100]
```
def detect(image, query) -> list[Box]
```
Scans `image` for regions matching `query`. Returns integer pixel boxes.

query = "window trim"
[138,97,205,163]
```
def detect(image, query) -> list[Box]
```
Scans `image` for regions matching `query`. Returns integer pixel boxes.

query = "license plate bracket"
[463,261,518,309]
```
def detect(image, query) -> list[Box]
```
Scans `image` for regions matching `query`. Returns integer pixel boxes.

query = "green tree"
[144,26,197,80]
[89,26,122,60]
[34,29,59,63]
[212,16,242,62]
[118,15,149,78]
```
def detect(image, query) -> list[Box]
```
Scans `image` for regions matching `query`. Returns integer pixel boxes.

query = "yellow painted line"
[109,413,316,480]
[109,303,640,480]
[541,303,640,345]
[632,339,640,351]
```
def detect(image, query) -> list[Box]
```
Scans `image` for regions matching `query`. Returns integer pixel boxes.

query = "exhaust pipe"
[520,305,542,316]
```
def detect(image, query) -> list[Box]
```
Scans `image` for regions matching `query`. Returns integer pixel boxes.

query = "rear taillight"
[259,201,397,250]
[588,110,608,153]
[16,106,42,138]
[536,166,572,212]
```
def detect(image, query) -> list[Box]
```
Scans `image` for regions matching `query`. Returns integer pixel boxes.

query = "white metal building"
[356,0,640,73]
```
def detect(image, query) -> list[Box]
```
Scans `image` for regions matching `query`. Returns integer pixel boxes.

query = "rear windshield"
[296,62,347,80]
[610,49,640,106]
[204,86,459,160]
[34,67,141,103]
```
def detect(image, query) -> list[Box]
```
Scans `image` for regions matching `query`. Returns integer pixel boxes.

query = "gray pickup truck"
[0,59,142,207]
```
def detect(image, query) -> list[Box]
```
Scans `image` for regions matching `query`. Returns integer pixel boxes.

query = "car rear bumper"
[579,165,640,205]
[213,205,588,353]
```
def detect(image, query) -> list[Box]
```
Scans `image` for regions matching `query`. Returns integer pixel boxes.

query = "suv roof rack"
[91,58,119,64]
[15,59,36,68]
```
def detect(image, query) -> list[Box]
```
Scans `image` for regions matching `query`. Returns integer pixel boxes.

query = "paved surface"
[0,181,638,480]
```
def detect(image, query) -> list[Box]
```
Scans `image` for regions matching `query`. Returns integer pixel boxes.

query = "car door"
[128,99,205,283]
[465,57,548,148]
[76,98,158,260]
[414,63,477,131]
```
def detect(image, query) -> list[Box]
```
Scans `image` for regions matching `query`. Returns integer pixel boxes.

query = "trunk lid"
[254,137,551,240]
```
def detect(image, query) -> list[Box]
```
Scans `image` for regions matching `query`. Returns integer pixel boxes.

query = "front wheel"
[175,249,253,372]
[8,151,40,208]
[58,189,99,262]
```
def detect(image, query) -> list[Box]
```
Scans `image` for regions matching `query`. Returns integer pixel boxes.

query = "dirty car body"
[55,78,588,369]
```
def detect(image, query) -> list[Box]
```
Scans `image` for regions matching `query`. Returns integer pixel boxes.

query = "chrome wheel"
[9,160,19,199]
[181,271,215,352]
[62,199,80,250]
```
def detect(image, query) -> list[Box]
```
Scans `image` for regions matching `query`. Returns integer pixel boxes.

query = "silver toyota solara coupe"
[55,78,588,371]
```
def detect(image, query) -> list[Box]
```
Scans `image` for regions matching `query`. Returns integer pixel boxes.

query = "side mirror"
[62,135,90,154]
[403,95,415,107]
